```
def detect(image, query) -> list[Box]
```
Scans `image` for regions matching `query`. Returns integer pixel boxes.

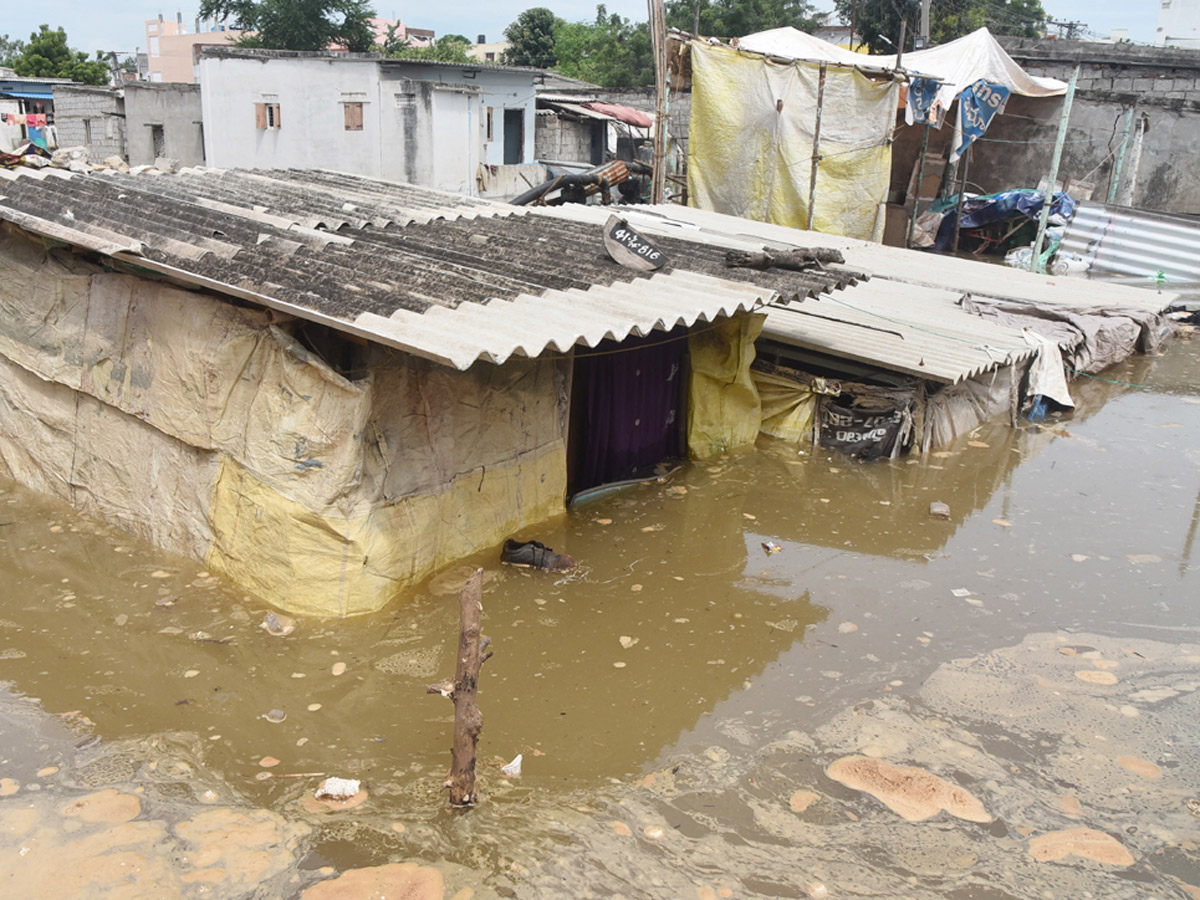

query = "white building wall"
[1158,0,1200,47]
[200,57,387,178]
[198,54,539,195]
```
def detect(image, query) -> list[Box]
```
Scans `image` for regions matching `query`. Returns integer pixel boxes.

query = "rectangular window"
[343,101,363,131]
[485,52,495,61]
[149,36,160,57]
[486,107,494,142]
[255,102,281,130]
[83,119,92,145]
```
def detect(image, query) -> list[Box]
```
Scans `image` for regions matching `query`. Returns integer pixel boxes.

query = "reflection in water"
[0,337,1196,898]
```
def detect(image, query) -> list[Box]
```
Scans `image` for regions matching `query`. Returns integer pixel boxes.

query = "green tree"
[554,6,654,88]
[1,34,27,67]
[10,25,109,85]
[832,0,1045,55]
[379,29,475,62]
[198,0,377,52]
[664,0,821,37]
[502,8,559,68]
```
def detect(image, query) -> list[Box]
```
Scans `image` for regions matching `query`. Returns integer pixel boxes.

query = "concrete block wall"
[52,88,126,161]
[969,40,1200,213]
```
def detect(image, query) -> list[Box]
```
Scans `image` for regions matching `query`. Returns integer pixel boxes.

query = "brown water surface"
[0,336,1197,898]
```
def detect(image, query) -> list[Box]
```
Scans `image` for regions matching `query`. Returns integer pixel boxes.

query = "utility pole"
[920,0,931,45]
[1030,63,1080,273]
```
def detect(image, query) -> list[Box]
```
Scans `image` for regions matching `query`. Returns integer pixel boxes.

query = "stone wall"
[987,38,1200,213]
[52,86,126,162]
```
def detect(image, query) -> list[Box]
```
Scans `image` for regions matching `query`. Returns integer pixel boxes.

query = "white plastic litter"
[315,777,360,800]
[500,754,523,777]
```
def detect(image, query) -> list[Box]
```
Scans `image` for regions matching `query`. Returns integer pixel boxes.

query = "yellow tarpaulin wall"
[687,42,898,241]
[0,225,567,617]
[687,314,765,458]
[753,370,816,444]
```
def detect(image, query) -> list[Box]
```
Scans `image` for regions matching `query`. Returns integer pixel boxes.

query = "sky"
[2,0,1157,60]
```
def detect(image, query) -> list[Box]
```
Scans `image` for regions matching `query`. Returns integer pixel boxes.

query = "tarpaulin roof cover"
[583,102,653,128]
[736,26,1066,112]
[687,41,897,241]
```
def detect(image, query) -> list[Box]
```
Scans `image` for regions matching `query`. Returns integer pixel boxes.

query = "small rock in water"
[264,709,287,724]
[929,501,951,519]
[261,612,296,636]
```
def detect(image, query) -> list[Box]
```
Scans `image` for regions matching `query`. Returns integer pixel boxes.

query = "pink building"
[145,14,243,84]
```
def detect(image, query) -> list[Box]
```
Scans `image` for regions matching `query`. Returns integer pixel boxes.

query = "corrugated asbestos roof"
[761,280,1035,384]
[0,167,867,369]
[1059,201,1200,289]
[592,204,1179,314]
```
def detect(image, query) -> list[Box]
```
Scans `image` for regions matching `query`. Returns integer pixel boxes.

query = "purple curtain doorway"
[568,328,688,496]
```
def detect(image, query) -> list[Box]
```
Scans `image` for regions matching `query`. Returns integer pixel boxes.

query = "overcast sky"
[3,1,1157,59]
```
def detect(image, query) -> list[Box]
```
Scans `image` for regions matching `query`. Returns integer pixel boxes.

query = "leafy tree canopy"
[9,25,109,85]
[832,0,1046,55]
[502,7,559,68]
[198,0,377,52]
[664,0,821,37]
[380,30,475,63]
[554,6,653,88]
[1,34,27,67]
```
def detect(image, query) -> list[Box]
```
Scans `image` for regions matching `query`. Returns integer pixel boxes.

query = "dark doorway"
[567,328,688,498]
[503,108,524,164]
[151,124,165,159]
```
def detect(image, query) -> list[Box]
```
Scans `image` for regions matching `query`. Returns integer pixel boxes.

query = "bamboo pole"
[951,150,971,254]
[1029,63,1080,273]
[906,124,931,248]
[426,568,491,807]
[648,0,668,204]
[806,63,827,232]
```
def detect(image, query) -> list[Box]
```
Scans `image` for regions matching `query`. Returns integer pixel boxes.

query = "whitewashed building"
[1158,0,1200,47]
[197,49,542,195]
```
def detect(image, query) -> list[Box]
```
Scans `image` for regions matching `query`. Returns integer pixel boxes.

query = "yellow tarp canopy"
[687,41,898,241]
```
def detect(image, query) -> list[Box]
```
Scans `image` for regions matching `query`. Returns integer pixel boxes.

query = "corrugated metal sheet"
[600,204,1179,314]
[0,168,807,371]
[761,279,1034,384]
[1059,201,1200,288]
[356,271,772,369]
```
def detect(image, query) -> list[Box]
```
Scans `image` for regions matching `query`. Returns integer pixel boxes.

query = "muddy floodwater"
[1,336,1198,899]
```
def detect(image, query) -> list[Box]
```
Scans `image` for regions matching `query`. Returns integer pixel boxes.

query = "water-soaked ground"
[0,333,1197,899]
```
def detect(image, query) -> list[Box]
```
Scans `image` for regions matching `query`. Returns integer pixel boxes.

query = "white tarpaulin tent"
[736,26,1066,115]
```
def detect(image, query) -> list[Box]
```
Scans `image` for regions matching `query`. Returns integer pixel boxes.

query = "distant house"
[145,13,244,84]
[197,49,542,195]
[124,83,204,167]
[51,85,127,161]
[468,37,510,63]
[1,73,72,151]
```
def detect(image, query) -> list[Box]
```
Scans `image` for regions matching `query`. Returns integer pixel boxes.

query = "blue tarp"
[933,189,1076,251]
[0,90,55,100]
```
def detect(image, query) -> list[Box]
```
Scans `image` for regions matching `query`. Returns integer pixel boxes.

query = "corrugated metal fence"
[1060,201,1200,288]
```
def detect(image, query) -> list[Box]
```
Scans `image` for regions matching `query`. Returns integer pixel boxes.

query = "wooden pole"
[426,568,491,807]
[906,124,931,248]
[649,0,668,204]
[1030,63,1080,273]
[806,63,827,232]
[951,149,970,254]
